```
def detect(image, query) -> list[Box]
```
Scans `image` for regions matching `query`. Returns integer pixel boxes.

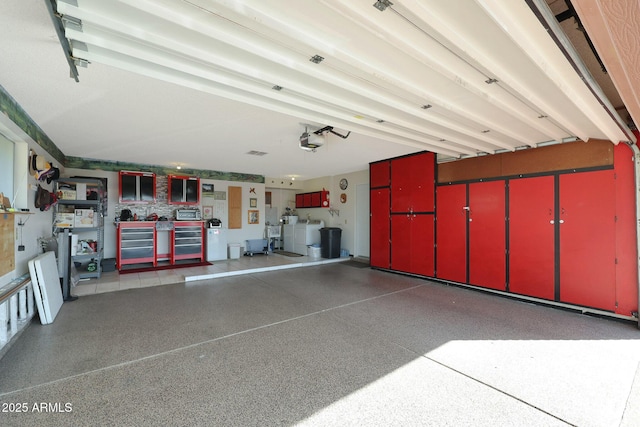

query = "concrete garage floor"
[0,262,639,426]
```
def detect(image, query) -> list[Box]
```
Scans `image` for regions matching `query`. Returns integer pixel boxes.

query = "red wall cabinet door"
[295,194,304,208]
[435,184,467,283]
[391,152,435,213]
[468,181,506,291]
[370,160,391,188]
[391,157,414,213]
[559,170,616,311]
[509,176,555,300]
[410,153,435,213]
[303,193,312,207]
[370,188,390,268]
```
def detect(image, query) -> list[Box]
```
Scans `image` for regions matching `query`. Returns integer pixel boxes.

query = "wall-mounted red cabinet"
[435,184,467,283]
[559,170,616,311]
[168,175,200,205]
[391,152,435,213]
[370,160,390,188]
[508,176,555,300]
[370,188,390,269]
[119,171,156,203]
[295,190,329,208]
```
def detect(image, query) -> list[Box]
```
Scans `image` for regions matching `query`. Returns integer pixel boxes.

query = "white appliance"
[293,220,324,255]
[283,224,295,252]
[206,227,228,261]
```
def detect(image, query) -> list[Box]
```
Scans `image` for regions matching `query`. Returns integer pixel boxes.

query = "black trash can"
[320,227,342,259]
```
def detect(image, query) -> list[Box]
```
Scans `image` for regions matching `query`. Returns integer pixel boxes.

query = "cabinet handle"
[559,219,565,224]
[550,220,554,224]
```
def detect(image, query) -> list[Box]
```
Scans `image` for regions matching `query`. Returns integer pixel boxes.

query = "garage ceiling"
[0,0,636,181]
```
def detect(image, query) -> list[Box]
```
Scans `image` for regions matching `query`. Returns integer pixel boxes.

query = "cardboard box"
[54,213,75,228]
[74,209,95,227]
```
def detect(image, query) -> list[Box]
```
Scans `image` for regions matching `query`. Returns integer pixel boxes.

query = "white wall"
[2,141,64,286]
[295,169,369,256]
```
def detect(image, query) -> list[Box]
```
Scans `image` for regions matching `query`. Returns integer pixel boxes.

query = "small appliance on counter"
[175,208,201,221]
[207,218,222,228]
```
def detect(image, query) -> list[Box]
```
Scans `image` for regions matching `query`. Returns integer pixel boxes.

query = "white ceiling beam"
[65,23,475,157]
[395,0,626,143]
[58,0,504,154]
[70,41,466,158]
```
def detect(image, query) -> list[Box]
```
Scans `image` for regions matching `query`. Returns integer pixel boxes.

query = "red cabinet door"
[391,214,412,273]
[295,194,304,208]
[370,160,390,188]
[559,170,616,311]
[311,192,321,207]
[391,153,434,213]
[509,176,555,299]
[391,157,414,213]
[411,214,435,277]
[303,193,312,207]
[436,184,467,283]
[391,213,434,276]
[468,181,506,290]
[411,153,435,213]
[370,188,390,268]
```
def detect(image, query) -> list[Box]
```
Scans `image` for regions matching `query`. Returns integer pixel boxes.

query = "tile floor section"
[73,253,349,296]
[1,256,639,426]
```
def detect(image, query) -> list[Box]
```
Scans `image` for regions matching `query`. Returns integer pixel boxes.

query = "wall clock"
[339,178,348,190]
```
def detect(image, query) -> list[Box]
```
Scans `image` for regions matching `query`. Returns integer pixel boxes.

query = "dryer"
[293,220,324,255]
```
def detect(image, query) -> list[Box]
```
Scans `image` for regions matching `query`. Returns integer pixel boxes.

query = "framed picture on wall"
[248,210,259,224]
[202,183,214,197]
[250,198,257,208]
[202,205,213,219]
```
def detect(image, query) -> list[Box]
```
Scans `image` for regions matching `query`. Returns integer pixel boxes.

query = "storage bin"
[228,243,241,259]
[307,245,321,258]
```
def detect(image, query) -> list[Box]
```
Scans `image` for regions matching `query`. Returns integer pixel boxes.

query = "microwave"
[175,209,201,221]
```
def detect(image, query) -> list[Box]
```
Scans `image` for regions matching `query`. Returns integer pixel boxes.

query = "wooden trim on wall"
[437,139,615,183]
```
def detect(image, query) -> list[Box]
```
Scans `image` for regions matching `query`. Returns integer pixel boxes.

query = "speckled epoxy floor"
[1,263,639,426]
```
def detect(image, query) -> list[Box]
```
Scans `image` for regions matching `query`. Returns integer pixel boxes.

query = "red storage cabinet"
[391,213,434,277]
[370,188,390,268]
[559,170,616,311]
[435,184,467,283]
[170,221,204,264]
[391,152,435,213]
[370,160,390,188]
[468,180,506,291]
[508,176,555,300]
[311,192,321,207]
[295,190,329,208]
